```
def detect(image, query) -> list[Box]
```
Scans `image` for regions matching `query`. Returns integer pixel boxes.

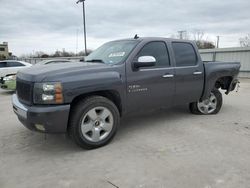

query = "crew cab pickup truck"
[12,37,240,149]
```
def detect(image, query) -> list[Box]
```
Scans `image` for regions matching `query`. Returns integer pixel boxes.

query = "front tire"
[189,89,222,115]
[68,96,120,149]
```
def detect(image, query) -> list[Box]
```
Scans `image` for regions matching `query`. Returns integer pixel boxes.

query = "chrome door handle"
[163,74,174,78]
[193,71,202,75]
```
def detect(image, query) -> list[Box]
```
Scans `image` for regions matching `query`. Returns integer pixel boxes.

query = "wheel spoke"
[102,122,113,132]
[198,102,205,109]
[81,122,93,133]
[91,128,101,142]
[87,109,98,120]
[203,106,209,114]
[100,108,111,120]
[209,102,217,110]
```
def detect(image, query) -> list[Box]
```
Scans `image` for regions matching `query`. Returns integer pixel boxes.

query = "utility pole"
[76,28,79,55]
[216,36,220,48]
[76,0,87,56]
[178,30,186,39]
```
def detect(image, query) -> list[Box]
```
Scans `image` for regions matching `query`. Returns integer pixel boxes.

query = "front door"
[126,41,175,113]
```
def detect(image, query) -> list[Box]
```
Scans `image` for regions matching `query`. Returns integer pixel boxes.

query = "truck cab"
[125,38,204,111]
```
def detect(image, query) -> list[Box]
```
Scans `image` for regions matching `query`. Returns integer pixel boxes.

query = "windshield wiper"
[85,59,105,63]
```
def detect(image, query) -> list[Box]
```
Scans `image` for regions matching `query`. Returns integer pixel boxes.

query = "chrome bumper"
[12,94,27,119]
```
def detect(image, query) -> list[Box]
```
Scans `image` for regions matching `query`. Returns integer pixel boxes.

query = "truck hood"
[17,62,112,82]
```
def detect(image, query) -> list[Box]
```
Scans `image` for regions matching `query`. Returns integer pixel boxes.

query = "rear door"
[126,41,175,112]
[171,42,204,104]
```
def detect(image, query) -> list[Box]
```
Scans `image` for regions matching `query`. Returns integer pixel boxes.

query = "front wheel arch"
[70,90,122,116]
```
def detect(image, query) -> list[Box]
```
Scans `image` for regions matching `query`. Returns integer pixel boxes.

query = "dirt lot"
[0,79,250,188]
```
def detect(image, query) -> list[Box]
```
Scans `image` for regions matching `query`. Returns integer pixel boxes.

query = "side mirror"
[133,56,156,68]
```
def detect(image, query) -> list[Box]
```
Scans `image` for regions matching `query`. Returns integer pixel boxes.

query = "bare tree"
[239,34,250,47]
[190,30,215,49]
[171,29,215,49]
[34,51,46,58]
[192,30,205,41]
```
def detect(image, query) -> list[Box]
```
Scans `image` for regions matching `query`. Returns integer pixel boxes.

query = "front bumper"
[12,94,70,133]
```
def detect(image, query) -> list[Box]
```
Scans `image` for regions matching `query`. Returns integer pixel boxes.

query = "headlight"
[33,82,64,104]
[3,75,16,81]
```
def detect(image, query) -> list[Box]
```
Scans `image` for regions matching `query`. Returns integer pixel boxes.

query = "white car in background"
[0,60,32,80]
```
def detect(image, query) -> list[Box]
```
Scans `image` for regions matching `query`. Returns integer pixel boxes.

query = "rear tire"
[189,89,222,115]
[68,96,120,149]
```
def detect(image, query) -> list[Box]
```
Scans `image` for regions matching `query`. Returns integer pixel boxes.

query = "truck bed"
[202,61,241,99]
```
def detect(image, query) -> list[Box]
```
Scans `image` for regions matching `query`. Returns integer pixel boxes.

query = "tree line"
[18,32,250,59]
[171,30,216,49]
[20,49,92,58]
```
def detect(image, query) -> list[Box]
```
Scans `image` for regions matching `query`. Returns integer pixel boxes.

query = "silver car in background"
[34,59,72,66]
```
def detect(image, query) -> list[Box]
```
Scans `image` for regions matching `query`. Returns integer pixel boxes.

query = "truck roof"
[111,37,194,43]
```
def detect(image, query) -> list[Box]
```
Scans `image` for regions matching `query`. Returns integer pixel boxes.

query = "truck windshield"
[85,40,139,65]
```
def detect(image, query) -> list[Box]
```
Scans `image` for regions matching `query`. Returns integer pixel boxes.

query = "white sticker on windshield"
[108,52,126,57]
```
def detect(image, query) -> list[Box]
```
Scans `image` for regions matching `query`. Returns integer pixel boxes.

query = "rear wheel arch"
[214,76,233,90]
[202,76,233,100]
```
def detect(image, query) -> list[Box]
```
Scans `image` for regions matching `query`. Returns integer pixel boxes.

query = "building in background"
[0,42,10,60]
[200,47,250,78]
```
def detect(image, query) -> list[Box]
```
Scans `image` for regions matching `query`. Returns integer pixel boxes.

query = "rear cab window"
[172,42,197,67]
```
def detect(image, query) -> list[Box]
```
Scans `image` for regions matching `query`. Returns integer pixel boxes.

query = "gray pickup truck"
[12,37,240,149]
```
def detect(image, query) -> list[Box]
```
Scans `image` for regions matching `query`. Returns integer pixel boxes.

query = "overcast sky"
[0,0,250,56]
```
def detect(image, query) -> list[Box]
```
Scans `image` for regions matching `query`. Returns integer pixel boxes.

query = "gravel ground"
[0,79,250,188]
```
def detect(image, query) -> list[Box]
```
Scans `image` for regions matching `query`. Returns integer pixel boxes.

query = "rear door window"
[172,42,197,67]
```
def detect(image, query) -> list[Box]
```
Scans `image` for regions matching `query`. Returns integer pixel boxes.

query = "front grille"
[16,79,33,105]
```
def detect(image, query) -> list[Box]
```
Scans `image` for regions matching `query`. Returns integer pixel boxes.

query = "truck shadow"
[1,129,82,153]
[9,105,191,154]
[118,105,190,134]
[0,89,15,96]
